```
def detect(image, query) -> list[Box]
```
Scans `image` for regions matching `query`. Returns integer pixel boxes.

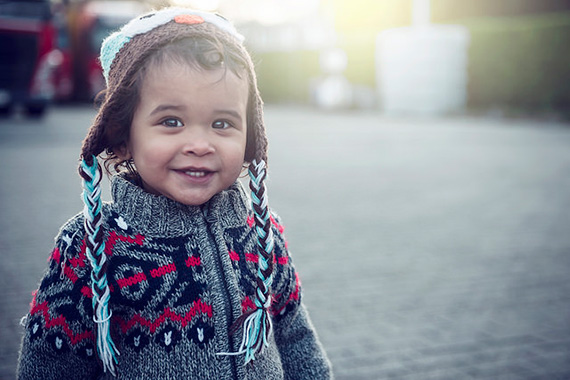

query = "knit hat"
[78,7,274,375]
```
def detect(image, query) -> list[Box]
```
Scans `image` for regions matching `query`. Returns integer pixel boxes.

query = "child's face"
[125,61,249,206]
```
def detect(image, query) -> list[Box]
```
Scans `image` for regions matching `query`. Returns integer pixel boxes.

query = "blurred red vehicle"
[69,1,146,101]
[0,0,62,117]
[52,4,74,102]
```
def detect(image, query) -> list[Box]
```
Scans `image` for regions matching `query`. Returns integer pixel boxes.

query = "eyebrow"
[214,109,243,120]
[149,104,186,116]
[148,105,245,121]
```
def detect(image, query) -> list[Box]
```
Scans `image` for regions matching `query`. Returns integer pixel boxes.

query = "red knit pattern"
[241,296,256,313]
[31,301,95,345]
[71,241,87,268]
[270,215,285,234]
[271,273,301,316]
[104,231,145,256]
[50,248,80,284]
[240,272,300,316]
[29,290,37,311]
[51,232,144,272]
[185,256,201,267]
[81,286,92,298]
[115,300,213,333]
[150,263,176,278]
[290,273,301,302]
[80,285,115,298]
[229,250,289,265]
[117,272,147,289]
[229,250,240,261]
[63,264,79,284]
[50,247,60,262]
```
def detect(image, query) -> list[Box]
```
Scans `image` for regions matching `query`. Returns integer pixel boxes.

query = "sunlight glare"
[170,0,220,11]
[219,0,321,25]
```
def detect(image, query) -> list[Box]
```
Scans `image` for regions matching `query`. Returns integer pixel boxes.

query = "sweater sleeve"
[269,213,334,380]
[17,216,101,380]
[274,304,333,380]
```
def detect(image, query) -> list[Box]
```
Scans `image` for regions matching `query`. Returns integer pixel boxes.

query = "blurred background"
[1,1,570,380]
[1,0,570,117]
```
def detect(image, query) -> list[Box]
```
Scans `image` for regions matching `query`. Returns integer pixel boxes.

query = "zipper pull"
[202,206,217,224]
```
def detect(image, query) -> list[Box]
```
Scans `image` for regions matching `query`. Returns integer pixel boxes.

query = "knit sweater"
[17,175,332,380]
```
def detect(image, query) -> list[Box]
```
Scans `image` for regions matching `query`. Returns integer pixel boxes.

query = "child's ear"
[114,143,131,161]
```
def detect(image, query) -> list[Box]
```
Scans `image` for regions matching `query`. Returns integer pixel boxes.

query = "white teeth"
[185,171,206,177]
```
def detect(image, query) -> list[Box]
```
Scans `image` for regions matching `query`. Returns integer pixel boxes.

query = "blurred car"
[0,0,62,117]
[52,4,74,102]
[69,0,147,101]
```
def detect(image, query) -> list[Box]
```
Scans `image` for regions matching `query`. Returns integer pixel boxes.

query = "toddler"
[17,7,332,380]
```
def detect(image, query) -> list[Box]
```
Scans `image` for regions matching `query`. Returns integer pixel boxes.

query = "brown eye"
[212,120,231,129]
[161,118,183,128]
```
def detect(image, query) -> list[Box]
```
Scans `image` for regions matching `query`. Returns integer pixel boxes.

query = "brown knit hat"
[78,8,274,375]
[81,8,266,165]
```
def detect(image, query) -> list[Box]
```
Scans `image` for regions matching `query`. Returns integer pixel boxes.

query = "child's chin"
[168,192,215,207]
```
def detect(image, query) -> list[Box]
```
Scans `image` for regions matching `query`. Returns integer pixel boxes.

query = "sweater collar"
[110,174,250,236]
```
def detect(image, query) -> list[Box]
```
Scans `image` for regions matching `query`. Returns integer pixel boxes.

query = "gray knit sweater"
[17,175,332,379]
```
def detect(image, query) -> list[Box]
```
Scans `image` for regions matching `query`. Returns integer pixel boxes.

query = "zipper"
[202,207,239,379]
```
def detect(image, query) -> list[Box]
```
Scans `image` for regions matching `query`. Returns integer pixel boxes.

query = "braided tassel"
[218,159,275,364]
[241,159,275,363]
[80,156,119,375]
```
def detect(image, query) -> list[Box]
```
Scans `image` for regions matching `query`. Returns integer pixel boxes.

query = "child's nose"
[181,128,214,156]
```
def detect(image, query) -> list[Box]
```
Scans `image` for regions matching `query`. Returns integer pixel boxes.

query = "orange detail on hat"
[174,14,205,25]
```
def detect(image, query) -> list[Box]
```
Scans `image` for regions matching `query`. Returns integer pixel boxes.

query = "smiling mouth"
[178,168,215,180]
[185,170,208,177]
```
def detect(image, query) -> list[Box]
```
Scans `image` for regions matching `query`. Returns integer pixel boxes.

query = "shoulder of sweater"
[54,211,83,243]
[54,202,116,243]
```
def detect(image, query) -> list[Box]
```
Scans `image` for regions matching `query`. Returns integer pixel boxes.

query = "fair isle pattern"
[22,187,301,369]
[225,214,296,321]
[26,221,218,358]
[107,231,215,353]
[18,178,334,379]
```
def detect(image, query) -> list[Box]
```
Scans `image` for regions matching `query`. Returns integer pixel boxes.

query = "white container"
[377,25,470,116]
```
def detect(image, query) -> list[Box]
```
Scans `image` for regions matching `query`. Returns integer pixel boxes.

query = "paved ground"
[1,105,569,379]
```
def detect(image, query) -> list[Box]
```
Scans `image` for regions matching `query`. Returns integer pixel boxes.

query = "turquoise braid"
[238,159,275,363]
[80,156,119,375]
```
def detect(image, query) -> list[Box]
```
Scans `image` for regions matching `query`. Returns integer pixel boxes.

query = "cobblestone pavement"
[1,105,570,379]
